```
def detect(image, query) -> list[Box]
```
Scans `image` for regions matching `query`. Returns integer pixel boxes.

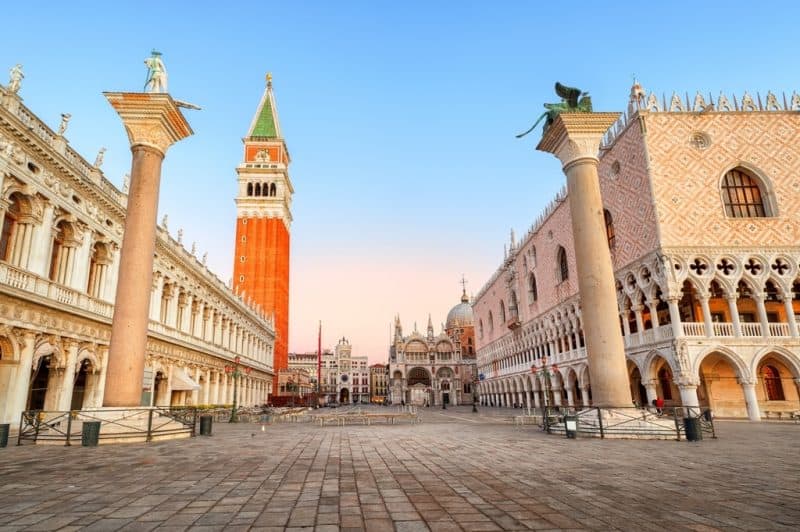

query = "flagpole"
[317,320,322,407]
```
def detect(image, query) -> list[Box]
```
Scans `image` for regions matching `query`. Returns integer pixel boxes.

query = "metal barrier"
[537,406,715,441]
[17,407,197,446]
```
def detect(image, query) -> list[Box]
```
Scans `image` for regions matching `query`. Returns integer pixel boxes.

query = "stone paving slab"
[0,406,799,530]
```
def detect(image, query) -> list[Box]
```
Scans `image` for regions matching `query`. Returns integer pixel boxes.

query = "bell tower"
[233,74,293,388]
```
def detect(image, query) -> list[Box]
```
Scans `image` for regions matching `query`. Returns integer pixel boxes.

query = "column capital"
[536,112,621,168]
[104,92,193,156]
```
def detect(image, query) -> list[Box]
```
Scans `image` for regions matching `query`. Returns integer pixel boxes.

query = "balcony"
[0,262,113,318]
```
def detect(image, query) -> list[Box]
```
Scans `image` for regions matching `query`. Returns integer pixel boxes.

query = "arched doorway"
[407,367,431,405]
[339,387,349,404]
[755,352,800,413]
[698,351,747,417]
[629,363,647,407]
[28,356,52,411]
[650,356,680,406]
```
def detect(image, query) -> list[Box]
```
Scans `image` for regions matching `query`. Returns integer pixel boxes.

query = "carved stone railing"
[0,261,113,318]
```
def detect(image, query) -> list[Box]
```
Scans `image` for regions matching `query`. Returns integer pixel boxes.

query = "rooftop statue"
[144,50,168,93]
[8,64,23,94]
[516,82,592,139]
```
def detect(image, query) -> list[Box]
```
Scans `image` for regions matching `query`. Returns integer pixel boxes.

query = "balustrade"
[740,322,761,337]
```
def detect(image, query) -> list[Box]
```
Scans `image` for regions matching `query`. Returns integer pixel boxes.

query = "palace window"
[499,300,506,323]
[762,365,785,401]
[488,311,494,333]
[528,273,538,303]
[604,209,616,249]
[478,319,484,339]
[557,246,569,283]
[721,167,770,218]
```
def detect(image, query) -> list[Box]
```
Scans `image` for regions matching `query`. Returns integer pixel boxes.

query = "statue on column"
[516,82,593,138]
[94,147,106,168]
[7,64,23,93]
[144,50,168,93]
[57,113,72,136]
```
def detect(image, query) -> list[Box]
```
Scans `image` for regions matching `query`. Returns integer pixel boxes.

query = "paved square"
[1,406,799,531]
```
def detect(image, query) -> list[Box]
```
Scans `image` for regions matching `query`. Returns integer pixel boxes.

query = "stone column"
[203,369,211,405]
[94,346,109,407]
[580,385,591,407]
[678,384,700,408]
[632,305,645,343]
[667,297,684,338]
[643,380,657,405]
[698,296,714,337]
[726,296,742,337]
[103,92,192,407]
[8,331,37,422]
[782,297,799,337]
[741,381,761,421]
[58,340,79,411]
[537,113,632,408]
[753,293,769,337]
[565,386,575,407]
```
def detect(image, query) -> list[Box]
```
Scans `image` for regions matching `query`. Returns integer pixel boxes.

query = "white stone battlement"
[601,89,800,149]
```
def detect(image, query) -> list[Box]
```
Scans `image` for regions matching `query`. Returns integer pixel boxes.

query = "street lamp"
[472,379,478,413]
[225,356,251,423]
[531,357,558,431]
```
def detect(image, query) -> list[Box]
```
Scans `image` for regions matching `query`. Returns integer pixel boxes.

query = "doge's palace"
[475,83,800,420]
[0,70,275,425]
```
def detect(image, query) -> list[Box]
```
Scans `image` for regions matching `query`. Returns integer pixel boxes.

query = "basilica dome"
[446,292,474,329]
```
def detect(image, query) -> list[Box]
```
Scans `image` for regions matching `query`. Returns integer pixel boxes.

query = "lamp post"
[472,379,479,413]
[225,356,251,423]
[532,357,558,431]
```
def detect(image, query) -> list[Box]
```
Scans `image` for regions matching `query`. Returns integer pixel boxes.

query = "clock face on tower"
[341,374,349,383]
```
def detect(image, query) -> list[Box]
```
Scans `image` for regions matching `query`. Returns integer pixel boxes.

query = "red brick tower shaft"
[233,74,293,391]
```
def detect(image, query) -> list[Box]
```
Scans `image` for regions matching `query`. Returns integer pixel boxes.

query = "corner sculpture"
[516,82,592,138]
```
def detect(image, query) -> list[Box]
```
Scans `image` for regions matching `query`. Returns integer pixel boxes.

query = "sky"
[4,2,800,362]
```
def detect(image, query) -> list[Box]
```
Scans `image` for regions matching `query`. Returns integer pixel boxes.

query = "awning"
[171,368,200,391]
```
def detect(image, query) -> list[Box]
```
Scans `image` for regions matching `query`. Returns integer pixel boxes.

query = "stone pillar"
[565,386,575,407]
[667,297,684,338]
[783,297,799,337]
[103,92,192,407]
[643,380,658,405]
[741,382,761,421]
[698,296,714,337]
[726,296,742,337]
[8,331,37,422]
[632,305,645,343]
[537,113,632,408]
[533,389,541,409]
[580,385,591,407]
[192,367,201,405]
[94,346,109,407]
[753,293,769,337]
[678,384,700,408]
[648,302,661,338]
[58,340,79,411]
[203,369,211,405]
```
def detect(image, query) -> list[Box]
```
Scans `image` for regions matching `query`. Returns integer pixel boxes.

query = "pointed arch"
[270,183,277,196]
[719,165,774,217]
[557,246,569,282]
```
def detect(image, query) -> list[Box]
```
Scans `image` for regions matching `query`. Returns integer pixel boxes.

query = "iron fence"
[17,406,197,446]
[538,405,715,440]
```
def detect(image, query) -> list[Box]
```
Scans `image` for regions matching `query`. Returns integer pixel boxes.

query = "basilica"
[474,83,800,420]
[0,70,276,426]
[389,290,477,406]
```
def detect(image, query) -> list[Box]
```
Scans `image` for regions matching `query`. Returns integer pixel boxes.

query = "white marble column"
[742,381,761,421]
[699,296,714,337]
[726,296,742,337]
[783,297,799,337]
[7,331,37,422]
[58,340,79,411]
[753,293,769,337]
[667,297,684,338]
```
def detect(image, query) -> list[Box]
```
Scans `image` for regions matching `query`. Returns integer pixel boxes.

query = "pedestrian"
[654,397,664,415]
